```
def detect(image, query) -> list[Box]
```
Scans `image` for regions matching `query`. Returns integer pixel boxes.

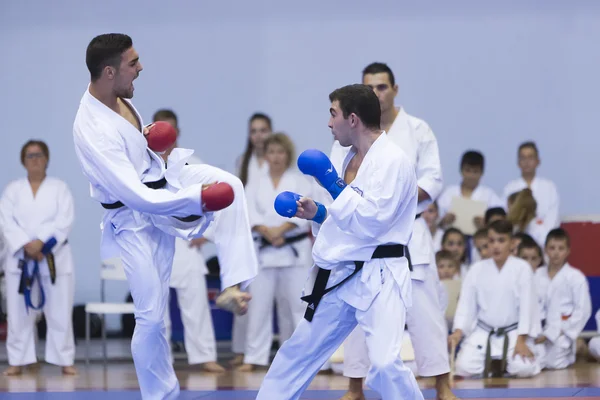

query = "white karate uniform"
[0,231,5,316]
[257,133,423,400]
[231,153,269,356]
[535,264,592,370]
[238,153,269,186]
[587,310,600,361]
[73,87,258,400]
[341,107,450,379]
[162,155,218,365]
[437,184,503,220]
[503,176,560,243]
[0,229,6,267]
[453,256,541,378]
[0,177,76,367]
[243,168,313,366]
[523,219,550,249]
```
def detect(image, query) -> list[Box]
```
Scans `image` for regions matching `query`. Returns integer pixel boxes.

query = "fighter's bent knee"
[135,313,167,331]
[214,170,243,192]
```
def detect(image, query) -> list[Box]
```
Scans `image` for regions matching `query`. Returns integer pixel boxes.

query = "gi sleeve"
[561,272,592,341]
[415,123,443,203]
[0,183,33,255]
[452,267,478,334]
[517,265,536,336]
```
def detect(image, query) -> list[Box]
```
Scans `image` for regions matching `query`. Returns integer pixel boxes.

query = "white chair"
[85,257,135,366]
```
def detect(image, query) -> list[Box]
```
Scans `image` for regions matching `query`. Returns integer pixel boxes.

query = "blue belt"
[17,237,61,313]
[18,258,45,312]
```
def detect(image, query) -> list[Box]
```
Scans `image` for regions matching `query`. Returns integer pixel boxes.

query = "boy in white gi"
[534,228,592,370]
[256,84,423,400]
[438,150,503,231]
[72,34,257,399]
[503,142,560,240]
[450,220,541,378]
[339,62,455,400]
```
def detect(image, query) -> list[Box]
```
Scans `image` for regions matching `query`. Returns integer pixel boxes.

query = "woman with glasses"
[0,140,76,376]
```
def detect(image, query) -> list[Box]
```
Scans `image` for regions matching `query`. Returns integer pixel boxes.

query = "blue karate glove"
[297,149,347,200]
[274,191,301,218]
[274,191,327,224]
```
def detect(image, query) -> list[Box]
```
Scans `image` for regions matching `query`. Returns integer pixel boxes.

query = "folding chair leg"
[85,312,90,366]
[102,314,107,368]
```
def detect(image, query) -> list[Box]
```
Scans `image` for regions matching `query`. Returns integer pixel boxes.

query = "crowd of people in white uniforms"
[0,33,599,400]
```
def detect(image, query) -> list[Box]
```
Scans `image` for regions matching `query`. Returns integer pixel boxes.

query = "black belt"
[477,320,518,378]
[415,213,422,219]
[301,244,411,322]
[256,232,310,257]
[101,177,201,222]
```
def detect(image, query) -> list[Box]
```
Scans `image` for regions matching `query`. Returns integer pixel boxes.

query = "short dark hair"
[513,232,534,242]
[518,233,537,247]
[153,109,178,125]
[518,236,544,267]
[488,219,513,236]
[545,228,571,248]
[484,207,507,225]
[362,62,395,87]
[518,141,539,157]
[460,150,484,171]
[21,140,49,165]
[436,250,457,266]
[86,33,133,82]
[329,84,381,130]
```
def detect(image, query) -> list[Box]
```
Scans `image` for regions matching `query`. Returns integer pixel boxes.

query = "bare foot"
[216,286,252,315]
[436,373,459,400]
[338,392,365,400]
[236,363,254,372]
[61,366,78,376]
[201,362,226,373]
[3,366,23,376]
[229,354,244,366]
[27,363,41,372]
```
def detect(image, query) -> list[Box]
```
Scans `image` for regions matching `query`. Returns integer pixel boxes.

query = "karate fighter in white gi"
[256,84,423,400]
[72,34,257,399]
[338,62,456,400]
[0,140,77,376]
